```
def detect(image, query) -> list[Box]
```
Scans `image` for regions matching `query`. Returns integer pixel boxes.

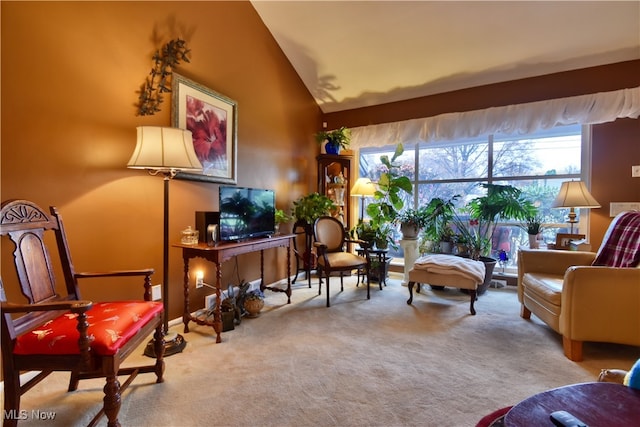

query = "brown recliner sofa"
[517,211,640,361]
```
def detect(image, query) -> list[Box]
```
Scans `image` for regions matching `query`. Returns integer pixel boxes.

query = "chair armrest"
[518,249,596,275]
[1,300,92,314]
[75,268,154,279]
[560,266,640,343]
[75,269,155,300]
[313,242,327,250]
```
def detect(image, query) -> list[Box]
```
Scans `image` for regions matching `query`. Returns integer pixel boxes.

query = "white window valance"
[350,86,640,149]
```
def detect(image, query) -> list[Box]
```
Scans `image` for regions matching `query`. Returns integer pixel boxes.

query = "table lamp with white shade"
[551,180,601,234]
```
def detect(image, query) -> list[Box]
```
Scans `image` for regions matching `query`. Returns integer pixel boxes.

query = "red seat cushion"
[14,301,163,356]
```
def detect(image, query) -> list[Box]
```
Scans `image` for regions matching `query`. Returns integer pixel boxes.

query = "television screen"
[219,186,275,241]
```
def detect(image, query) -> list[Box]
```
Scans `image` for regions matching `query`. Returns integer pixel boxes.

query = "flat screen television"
[218,186,275,242]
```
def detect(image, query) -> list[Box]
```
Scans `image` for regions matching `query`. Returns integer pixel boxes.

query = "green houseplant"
[453,183,537,260]
[315,126,351,155]
[452,184,536,295]
[419,196,459,252]
[352,144,412,249]
[274,208,292,234]
[519,214,545,249]
[396,207,430,240]
[292,193,336,225]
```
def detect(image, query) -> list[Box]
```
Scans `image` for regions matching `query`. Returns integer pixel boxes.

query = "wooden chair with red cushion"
[0,200,165,427]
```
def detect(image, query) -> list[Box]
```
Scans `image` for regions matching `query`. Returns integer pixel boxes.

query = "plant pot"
[325,142,340,155]
[528,233,539,249]
[400,222,419,240]
[243,298,264,318]
[477,256,497,295]
[439,241,453,254]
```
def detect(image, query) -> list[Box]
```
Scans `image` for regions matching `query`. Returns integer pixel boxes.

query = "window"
[357,124,589,269]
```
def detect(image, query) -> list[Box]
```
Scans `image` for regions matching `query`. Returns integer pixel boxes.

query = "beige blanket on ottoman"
[413,254,485,284]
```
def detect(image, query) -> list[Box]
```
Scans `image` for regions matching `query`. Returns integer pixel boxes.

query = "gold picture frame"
[171,72,238,184]
[555,233,585,250]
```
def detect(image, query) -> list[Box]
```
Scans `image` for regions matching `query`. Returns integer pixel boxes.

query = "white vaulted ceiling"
[251,1,640,113]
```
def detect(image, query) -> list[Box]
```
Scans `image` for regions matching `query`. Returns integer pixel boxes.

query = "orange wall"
[1,1,321,321]
[323,60,640,248]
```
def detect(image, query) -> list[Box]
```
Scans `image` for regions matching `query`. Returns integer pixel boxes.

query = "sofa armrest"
[560,266,640,345]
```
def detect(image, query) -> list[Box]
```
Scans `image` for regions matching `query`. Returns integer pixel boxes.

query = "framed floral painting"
[171,73,237,184]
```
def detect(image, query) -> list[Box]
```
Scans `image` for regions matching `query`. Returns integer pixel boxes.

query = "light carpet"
[4,275,639,427]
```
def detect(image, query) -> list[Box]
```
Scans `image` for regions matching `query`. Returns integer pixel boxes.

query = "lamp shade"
[551,181,601,209]
[127,126,202,173]
[350,177,376,197]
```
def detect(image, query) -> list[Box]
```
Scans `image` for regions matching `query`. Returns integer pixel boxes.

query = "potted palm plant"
[452,183,537,294]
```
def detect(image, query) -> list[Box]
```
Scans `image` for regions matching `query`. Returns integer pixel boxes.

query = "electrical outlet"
[151,284,162,301]
[632,165,640,178]
[196,276,204,289]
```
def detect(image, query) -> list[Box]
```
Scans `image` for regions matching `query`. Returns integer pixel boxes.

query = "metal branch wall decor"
[136,39,191,116]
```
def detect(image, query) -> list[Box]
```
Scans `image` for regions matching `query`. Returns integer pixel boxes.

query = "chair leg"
[103,374,122,427]
[563,336,583,361]
[520,304,531,319]
[3,370,20,427]
[340,273,344,291]
[68,370,80,391]
[326,274,331,307]
[366,267,370,300]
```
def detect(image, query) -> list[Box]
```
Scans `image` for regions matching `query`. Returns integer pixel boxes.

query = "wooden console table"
[173,234,294,343]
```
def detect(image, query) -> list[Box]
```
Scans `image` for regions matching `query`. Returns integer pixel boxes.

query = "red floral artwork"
[185,96,228,174]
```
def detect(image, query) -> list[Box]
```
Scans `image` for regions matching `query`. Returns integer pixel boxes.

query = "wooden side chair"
[0,200,165,427]
[313,216,371,307]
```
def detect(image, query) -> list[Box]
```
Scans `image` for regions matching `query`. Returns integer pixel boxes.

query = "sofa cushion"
[522,272,563,306]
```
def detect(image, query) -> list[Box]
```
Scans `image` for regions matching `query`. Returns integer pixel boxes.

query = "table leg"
[286,242,292,303]
[214,262,222,343]
[182,255,191,333]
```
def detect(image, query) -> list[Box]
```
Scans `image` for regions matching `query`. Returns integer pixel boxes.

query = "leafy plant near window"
[519,215,546,235]
[452,184,537,260]
[353,144,413,249]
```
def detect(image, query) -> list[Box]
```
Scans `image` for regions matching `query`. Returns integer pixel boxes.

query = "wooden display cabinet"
[317,154,352,232]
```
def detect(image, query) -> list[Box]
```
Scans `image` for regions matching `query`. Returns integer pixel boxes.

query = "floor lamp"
[551,180,601,234]
[128,126,203,357]
[350,177,376,221]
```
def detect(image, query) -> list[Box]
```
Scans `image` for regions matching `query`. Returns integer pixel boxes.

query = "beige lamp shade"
[551,181,600,209]
[350,177,376,197]
[127,126,202,173]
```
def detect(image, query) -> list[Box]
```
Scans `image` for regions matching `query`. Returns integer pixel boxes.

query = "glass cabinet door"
[317,154,352,231]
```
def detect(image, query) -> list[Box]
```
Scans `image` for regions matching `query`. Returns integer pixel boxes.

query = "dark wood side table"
[504,382,640,426]
[356,247,390,289]
[173,234,293,343]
